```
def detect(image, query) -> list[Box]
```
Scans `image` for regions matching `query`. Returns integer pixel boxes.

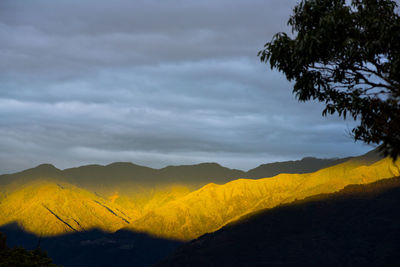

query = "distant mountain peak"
[106,162,144,167]
[35,163,59,170]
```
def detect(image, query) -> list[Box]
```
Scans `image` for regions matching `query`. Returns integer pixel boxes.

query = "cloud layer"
[0,0,373,173]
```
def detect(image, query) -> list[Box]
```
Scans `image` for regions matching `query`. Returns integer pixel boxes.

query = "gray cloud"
[0,0,373,174]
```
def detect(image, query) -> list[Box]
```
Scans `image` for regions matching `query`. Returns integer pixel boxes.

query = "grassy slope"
[128,157,400,240]
[156,177,400,267]
[0,180,130,236]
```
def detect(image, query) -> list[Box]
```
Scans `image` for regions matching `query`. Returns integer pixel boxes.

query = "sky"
[0,0,374,174]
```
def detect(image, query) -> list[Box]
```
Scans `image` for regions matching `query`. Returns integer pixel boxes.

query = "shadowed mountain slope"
[247,157,351,178]
[0,231,57,267]
[0,164,65,189]
[156,177,400,267]
[63,162,246,188]
[1,224,182,267]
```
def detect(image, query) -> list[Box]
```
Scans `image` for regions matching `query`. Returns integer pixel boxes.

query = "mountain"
[247,156,350,178]
[0,149,397,240]
[3,149,377,190]
[0,148,398,266]
[126,156,400,240]
[62,162,246,188]
[246,147,383,178]
[0,162,246,195]
[0,164,65,188]
[0,180,130,236]
[156,177,400,267]
[0,161,247,220]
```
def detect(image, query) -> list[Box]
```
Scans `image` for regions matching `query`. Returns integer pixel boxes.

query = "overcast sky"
[0,0,374,174]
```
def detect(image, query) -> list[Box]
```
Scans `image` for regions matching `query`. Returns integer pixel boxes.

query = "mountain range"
[1,148,399,266]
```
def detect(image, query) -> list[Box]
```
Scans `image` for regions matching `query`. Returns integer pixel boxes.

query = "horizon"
[0,146,376,175]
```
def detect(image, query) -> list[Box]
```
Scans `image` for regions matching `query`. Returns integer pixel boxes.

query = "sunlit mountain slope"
[0,162,247,221]
[0,149,396,241]
[0,162,248,215]
[128,157,400,240]
[246,147,382,178]
[0,180,130,236]
[156,177,400,267]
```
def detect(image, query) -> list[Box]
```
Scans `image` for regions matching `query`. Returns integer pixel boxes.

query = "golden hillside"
[0,180,130,236]
[127,157,400,240]
[0,154,398,241]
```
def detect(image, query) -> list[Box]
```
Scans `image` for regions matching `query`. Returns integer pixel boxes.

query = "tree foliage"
[0,232,58,267]
[259,0,400,159]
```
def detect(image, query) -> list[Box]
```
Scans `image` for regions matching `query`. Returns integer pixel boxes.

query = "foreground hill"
[157,177,400,267]
[0,232,57,267]
[1,226,181,267]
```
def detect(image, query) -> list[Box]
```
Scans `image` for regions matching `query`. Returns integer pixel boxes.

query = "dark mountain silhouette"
[246,157,351,178]
[0,164,65,186]
[0,223,182,267]
[63,162,246,187]
[156,177,400,267]
[0,162,246,192]
[246,147,383,178]
[1,147,384,189]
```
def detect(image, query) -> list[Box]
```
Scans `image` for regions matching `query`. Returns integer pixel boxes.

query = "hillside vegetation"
[0,149,398,241]
[0,231,58,267]
[157,177,400,267]
[128,157,400,240]
[0,180,130,236]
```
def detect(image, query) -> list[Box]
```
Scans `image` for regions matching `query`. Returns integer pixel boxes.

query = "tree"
[258,0,400,160]
[0,232,58,267]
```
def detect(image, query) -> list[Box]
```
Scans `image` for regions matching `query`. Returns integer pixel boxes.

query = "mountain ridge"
[127,156,399,240]
[1,147,384,186]
[0,147,393,241]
